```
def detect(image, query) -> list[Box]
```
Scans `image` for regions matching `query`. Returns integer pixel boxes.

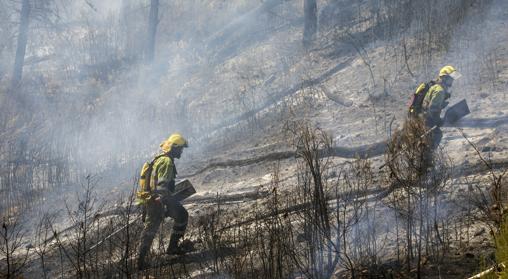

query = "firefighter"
[421,65,462,149]
[137,133,189,270]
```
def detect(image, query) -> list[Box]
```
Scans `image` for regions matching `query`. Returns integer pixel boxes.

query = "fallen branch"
[467,262,506,279]
[216,157,508,231]
[182,141,386,177]
[319,85,353,107]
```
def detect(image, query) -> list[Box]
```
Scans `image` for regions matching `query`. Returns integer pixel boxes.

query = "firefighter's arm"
[441,91,451,109]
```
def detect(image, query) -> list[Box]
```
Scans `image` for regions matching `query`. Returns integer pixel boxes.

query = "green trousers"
[137,195,188,264]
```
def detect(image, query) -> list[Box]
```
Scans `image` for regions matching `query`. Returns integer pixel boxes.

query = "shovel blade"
[173,179,196,201]
[444,99,470,124]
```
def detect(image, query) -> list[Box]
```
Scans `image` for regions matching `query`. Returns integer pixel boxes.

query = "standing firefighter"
[136,133,189,270]
[409,65,462,149]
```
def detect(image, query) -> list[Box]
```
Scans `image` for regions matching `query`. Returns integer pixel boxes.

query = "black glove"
[442,101,449,109]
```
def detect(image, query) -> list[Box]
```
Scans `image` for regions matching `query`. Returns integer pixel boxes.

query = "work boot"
[179,239,195,252]
[166,234,184,255]
[166,240,195,255]
[137,254,147,271]
[137,244,150,271]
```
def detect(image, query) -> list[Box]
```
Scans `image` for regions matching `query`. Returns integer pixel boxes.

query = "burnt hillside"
[1,0,507,278]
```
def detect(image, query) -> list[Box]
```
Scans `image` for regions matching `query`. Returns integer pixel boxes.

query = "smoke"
[16,1,277,161]
[0,0,310,224]
[444,0,505,103]
[1,0,506,243]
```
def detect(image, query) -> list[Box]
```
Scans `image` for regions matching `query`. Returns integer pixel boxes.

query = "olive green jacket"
[422,83,450,125]
[152,156,177,193]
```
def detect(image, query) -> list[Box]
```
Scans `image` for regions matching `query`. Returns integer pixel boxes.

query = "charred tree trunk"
[120,0,131,57]
[303,0,317,48]
[10,0,31,93]
[145,0,159,63]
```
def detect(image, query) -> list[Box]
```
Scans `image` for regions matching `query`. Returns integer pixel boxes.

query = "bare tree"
[303,0,317,48]
[9,0,31,93]
[146,0,159,63]
[50,176,103,278]
[33,213,56,279]
[0,216,30,278]
[459,129,508,235]
[385,118,451,278]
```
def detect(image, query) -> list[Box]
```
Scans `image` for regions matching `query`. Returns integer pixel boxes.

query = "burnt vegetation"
[0,0,507,278]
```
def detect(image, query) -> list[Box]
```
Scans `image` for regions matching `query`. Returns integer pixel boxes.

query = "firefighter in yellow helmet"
[137,133,189,270]
[421,65,462,148]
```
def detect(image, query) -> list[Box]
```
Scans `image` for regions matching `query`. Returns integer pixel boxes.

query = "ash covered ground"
[1,0,508,278]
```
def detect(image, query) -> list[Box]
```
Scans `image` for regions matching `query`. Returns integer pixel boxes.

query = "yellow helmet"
[439,65,462,79]
[160,133,188,153]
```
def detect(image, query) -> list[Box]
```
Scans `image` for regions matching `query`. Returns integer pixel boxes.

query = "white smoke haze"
[0,0,312,230]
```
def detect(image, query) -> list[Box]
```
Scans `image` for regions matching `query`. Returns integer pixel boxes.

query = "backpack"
[136,153,168,206]
[408,81,435,117]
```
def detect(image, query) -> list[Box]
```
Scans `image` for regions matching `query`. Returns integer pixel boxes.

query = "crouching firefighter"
[136,133,189,270]
[408,65,462,149]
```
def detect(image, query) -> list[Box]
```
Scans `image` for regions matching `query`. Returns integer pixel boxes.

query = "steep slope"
[3,0,508,278]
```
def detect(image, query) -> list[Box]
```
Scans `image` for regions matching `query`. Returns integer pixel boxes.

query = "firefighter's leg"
[431,127,443,150]
[137,200,164,270]
[164,200,188,254]
[422,127,443,170]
